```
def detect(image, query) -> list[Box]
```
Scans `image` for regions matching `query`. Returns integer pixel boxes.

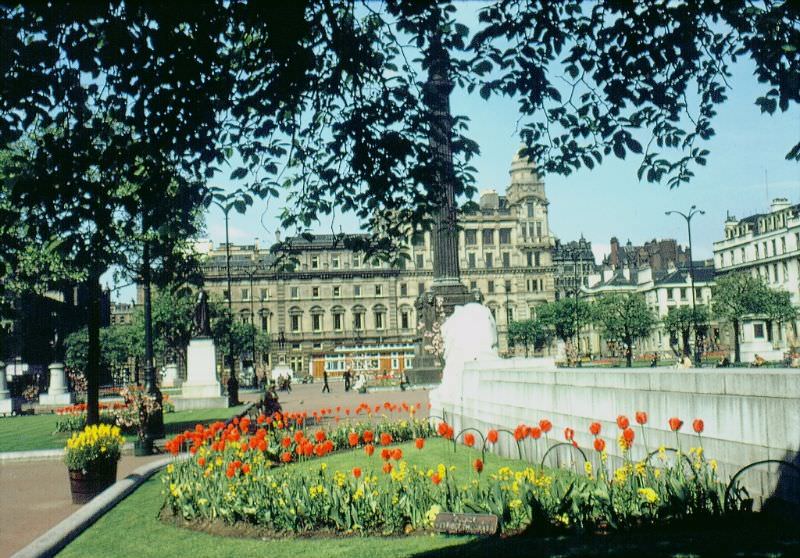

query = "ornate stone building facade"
[198,152,556,378]
[713,197,800,360]
[552,236,597,301]
[604,237,690,272]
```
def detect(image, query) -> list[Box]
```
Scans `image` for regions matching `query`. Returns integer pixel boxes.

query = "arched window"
[258,309,271,333]
[310,306,324,333]
[398,305,413,330]
[373,304,387,331]
[352,304,366,331]
[288,306,303,333]
[331,305,345,332]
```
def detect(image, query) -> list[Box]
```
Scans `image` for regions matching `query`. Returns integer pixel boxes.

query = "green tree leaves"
[594,294,656,367]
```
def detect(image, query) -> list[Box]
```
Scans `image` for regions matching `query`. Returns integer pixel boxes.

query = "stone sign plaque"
[434,512,498,536]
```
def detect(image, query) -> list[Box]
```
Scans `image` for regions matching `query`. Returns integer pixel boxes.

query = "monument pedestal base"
[39,392,73,406]
[0,396,12,415]
[411,282,474,386]
[39,363,73,406]
[162,363,182,388]
[181,337,222,400]
[408,367,443,386]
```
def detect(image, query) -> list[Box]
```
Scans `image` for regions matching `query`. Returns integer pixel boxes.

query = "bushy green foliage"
[594,294,656,367]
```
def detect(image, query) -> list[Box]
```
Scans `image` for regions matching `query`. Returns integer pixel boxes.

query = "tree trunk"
[733,319,741,363]
[681,327,691,356]
[86,272,102,425]
[625,334,633,367]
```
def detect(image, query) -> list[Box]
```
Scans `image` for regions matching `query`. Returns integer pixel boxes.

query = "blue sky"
[110,5,799,302]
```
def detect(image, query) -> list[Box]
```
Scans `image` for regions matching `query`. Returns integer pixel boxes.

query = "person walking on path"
[322,370,330,393]
[343,368,352,392]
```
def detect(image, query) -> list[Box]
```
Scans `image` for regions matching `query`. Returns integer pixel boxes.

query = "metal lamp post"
[211,196,239,406]
[665,206,705,366]
[141,214,164,442]
[504,282,512,344]
[244,267,257,388]
[569,247,582,366]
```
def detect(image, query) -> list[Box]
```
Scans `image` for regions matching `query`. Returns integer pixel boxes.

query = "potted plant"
[116,384,160,455]
[64,423,124,504]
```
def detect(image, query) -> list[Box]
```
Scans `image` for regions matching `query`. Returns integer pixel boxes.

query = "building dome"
[510,147,537,179]
[506,147,545,204]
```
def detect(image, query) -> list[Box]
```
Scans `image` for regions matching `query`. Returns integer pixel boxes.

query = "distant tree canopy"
[536,298,594,343]
[712,273,795,362]
[508,318,552,357]
[662,305,711,357]
[594,293,657,367]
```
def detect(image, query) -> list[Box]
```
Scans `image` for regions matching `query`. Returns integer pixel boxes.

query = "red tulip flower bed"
[163,410,738,537]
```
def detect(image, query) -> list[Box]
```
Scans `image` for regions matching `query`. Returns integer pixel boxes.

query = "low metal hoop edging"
[540,442,588,468]
[645,447,695,471]
[452,427,487,460]
[481,428,523,461]
[724,459,800,513]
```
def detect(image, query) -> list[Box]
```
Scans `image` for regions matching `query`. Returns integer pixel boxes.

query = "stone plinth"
[739,340,783,364]
[0,359,11,414]
[181,337,223,399]
[39,363,73,406]
[411,283,474,386]
[162,363,181,388]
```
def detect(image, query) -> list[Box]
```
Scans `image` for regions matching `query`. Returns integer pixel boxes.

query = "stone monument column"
[181,290,225,404]
[39,323,73,406]
[39,362,73,406]
[0,360,11,415]
[162,362,181,388]
[411,28,472,385]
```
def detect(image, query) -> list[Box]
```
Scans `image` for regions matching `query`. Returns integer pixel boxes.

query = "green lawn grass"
[0,406,246,452]
[57,438,800,558]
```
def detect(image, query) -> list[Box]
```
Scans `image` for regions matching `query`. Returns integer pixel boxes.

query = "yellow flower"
[709,459,717,471]
[584,462,593,476]
[166,464,174,474]
[638,487,658,504]
[425,504,441,525]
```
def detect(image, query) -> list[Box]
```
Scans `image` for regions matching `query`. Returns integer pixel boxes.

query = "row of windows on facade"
[411,223,544,248]
[719,232,799,267]
[664,287,704,302]
[223,275,548,303]
[245,300,535,336]
[305,248,546,272]
[464,251,543,269]
[750,260,795,285]
[726,212,791,239]
[286,309,413,334]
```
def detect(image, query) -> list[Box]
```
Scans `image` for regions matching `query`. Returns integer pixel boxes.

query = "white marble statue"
[434,303,499,401]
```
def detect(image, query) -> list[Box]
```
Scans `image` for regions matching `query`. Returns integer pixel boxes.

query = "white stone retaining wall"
[430,359,800,502]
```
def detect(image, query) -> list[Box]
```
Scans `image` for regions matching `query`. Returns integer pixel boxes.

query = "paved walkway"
[0,453,164,557]
[0,384,430,557]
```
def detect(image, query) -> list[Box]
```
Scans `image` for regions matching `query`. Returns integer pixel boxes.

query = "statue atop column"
[193,290,212,337]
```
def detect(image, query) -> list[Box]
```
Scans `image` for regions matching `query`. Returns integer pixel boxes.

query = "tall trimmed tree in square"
[594,294,657,367]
